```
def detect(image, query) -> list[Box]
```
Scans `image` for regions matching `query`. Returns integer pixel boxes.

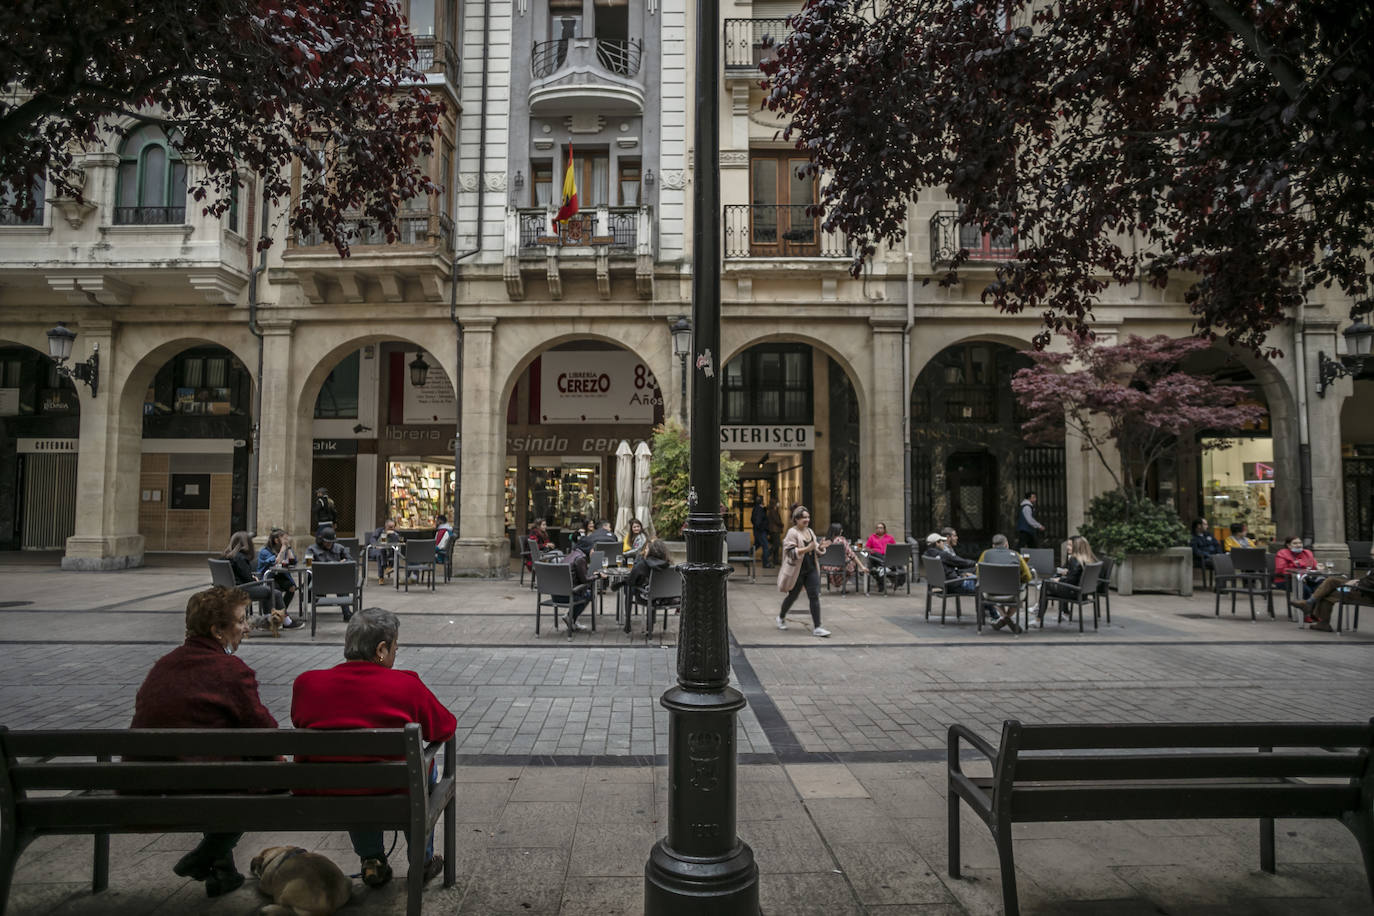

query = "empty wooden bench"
[947,719,1374,916]
[0,724,455,916]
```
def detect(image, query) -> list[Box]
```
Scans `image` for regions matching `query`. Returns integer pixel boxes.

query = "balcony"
[504,205,654,300]
[282,207,454,304]
[112,205,186,226]
[724,19,794,80]
[413,35,459,87]
[0,203,44,226]
[724,204,848,259]
[528,38,645,115]
[929,210,1017,265]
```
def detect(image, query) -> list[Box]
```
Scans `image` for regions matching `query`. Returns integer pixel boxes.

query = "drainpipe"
[246,184,269,537]
[903,245,914,540]
[448,0,492,543]
[1294,278,1314,544]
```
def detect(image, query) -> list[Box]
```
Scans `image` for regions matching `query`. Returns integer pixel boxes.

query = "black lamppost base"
[645,839,758,914]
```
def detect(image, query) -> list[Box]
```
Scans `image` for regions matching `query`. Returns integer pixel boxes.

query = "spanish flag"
[555,143,578,223]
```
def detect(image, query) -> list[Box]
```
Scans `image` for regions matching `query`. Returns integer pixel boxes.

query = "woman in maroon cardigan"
[291,607,456,889]
[131,586,277,897]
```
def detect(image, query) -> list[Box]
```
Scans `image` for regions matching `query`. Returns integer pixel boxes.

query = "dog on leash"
[250,845,352,915]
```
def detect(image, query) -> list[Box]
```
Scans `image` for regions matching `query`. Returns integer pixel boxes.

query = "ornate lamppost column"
[643,0,758,905]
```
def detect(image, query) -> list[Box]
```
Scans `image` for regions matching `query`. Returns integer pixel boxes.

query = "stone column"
[810,349,831,526]
[453,317,507,574]
[1304,319,1350,568]
[867,318,907,539]
[253,319,309,536]
[64,319,145,569]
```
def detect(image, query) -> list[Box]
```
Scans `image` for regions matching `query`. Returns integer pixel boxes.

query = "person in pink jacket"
[1273,535,1320,599]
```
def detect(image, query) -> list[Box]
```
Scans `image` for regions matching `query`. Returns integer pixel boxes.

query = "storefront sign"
[17,438,79,453]
[313,438,359,456]
[720,425,815,450]
[506,425,653,457]
[382,425,457,455]
[402,353,457,422]
[539,351,658,424]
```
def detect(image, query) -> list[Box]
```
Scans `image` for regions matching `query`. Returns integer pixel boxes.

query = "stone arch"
[722,328,870,419]
[909,327,1043,402]
[495,324,672,411]
[116,333,259,426]
[295,328,459,426]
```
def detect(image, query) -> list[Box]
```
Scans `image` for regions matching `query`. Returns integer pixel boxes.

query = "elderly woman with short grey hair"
[291,608,457,889]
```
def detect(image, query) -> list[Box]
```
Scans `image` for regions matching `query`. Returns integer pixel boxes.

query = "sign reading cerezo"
[719,426,815,450]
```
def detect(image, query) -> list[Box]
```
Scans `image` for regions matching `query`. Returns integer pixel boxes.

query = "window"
[748,152,817,256]
[0,176,44,226]
[722,345,813,425]
[532,162,553,207]
[618,160,641,206]
[315,351,361,419]
[576,152,610,209]
[226,182,240,233]
[406,0,435,35]
[957,207,1016,260]
[115,126,186,225]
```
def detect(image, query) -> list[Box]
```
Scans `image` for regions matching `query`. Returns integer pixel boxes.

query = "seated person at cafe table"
[371,518,401,582]
[306,526,351,563]
[576,519,621,556]
[1223,521,1255,552]
[1035,536,1097,623]
[256,527,301,614]
[222,530,284,616]
[1190,517,1222,573]
[555,545,595,633]
[621,518,648,561]
[976,533,1030,634]
[1273,535,1321,598]
[925,531,977,594]
[1293,542,1374,631]
[864,522,902,593]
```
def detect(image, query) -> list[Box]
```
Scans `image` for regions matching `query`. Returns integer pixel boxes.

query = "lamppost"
[643,0,758,902]
[1316,320,1374,397]
[46,323,99,397]
[670,317,692,424]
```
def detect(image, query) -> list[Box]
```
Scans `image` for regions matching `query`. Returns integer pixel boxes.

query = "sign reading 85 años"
[719,426,815,450]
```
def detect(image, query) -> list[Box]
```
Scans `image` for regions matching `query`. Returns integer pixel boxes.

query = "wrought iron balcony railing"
[724,18,794,71]
[531,38,642,79]
[0,204,43,226]
[113,205,186,226]
[723,204,848,258]
[929,209,1017,264]
[296,209,449,249]
[413,35,459,85]
[516,206,640,252]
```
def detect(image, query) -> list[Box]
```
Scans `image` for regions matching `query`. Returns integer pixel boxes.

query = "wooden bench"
[0,724,455,916]
[947,719,1374,916]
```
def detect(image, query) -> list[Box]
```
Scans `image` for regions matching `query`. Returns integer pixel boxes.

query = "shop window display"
[528,463,599,528]
[388,460,453,529]
[1201,438,1276,544]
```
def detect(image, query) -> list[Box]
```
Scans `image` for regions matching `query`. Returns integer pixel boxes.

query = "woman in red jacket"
[131,586,276,898]
[291,608,456,889]
[1273,535,1321,599]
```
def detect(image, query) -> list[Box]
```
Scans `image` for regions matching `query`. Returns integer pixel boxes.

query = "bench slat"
[1013,721,1372,751]
[1011,752,1367,782]
[13,761,410,792]
[2,728,413,757]
[18,794,412,833]
[1008,783,1360,822]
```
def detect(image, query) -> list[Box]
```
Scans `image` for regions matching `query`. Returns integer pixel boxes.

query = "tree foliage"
[1010,334,1267,499]
[762,0,1374,353]
[0,0,444,252]
[649,418,743,537]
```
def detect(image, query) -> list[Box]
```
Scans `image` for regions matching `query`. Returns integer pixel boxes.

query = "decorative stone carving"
[660,170,686,190]
[720,151,748,169]
[504,256,525,300]
[458,173,480,192]
[485,173,508,191]
[565,113,606,134]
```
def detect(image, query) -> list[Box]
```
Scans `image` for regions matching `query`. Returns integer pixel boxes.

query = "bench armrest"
[947,723,998,776]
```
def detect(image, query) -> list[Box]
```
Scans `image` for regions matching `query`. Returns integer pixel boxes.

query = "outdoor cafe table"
[598,565,634,631]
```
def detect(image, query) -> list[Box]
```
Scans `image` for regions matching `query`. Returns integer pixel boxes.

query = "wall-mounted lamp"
[513,170,524,191]
[1316,319,1373,398]
[669,316,692,423]
[757,453,770,468]
[46,323,99,397]
[352,423,373,434]
[409,352,431,388]
[644,168,655,187]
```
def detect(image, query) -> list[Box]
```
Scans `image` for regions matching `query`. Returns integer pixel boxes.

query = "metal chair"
[1350,541,1373,576]
[208,558,277,618]
[1212,554,1263,620]
[401,539,436,592]
[975,563,1026,633]
[1050,562,1102,633]
[818,543,859,595]
[1336,581,1373,633]
[876,543,913,594]
[1229,547,1275,618]
[519,537,536,587]
[725,531,756,582]
[1094,556,1115,625]
[533,561,595,636]
[638,567,684,637]
[308,560,359,637]
[923,555,967,623]
[336,538,359,560]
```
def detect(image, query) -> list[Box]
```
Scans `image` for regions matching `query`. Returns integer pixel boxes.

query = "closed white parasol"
[614,440,634,538]
[634,439,654,540]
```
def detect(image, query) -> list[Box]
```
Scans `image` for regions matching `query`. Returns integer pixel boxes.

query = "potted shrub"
[1013,334,1267,595]
[649,418,743,562]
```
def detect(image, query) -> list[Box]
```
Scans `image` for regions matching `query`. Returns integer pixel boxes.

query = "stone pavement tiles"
[1,560,1372,912]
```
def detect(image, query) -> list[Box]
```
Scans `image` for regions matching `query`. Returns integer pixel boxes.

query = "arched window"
[115,126,186,225]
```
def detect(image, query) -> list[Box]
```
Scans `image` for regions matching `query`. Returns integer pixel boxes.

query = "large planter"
[1112,546,1193,596]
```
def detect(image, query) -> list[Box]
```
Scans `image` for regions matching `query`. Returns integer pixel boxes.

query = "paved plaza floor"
[1,554,1371,914]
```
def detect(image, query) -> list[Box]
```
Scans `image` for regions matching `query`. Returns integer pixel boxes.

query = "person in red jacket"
[131,585,276,898]
[291,608,456,889]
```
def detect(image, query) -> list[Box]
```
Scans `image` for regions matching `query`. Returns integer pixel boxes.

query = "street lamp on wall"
[1316,320,1373,398]
[409,352,431,388]
[670,316,691,423]
[45,323,99,397]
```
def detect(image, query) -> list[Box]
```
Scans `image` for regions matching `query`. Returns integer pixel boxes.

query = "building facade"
[0,1,1369,571]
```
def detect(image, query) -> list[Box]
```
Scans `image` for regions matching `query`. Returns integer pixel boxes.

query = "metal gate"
[21,452,77,549]
[1015,446,1067,544]
[1345,458,1374,541]
[311,459,356,535]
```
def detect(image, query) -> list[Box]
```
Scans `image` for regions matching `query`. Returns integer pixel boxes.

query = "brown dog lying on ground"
[250,845,352,915]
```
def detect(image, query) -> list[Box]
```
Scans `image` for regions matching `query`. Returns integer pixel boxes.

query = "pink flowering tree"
[1011,335,1268,502]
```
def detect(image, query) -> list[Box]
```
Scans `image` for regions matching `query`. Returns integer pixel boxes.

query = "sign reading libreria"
[539,351,658,423]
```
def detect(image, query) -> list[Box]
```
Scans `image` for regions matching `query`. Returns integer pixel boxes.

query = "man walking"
[751,500,773,568]
[1016,491,1045,549]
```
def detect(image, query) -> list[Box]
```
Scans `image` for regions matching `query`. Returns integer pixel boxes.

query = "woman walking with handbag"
[776,505,831,637]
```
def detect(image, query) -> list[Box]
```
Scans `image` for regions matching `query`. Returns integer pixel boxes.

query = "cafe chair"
[725,531,756,582]
[401,539,436,592]
[637,567,683,638]
[1212,553,1267,621]
[308,560,360,637]
[818,543,859,595]
[975,563,1026,633]
[883,543,914,594]
[1052,562,1103,633]
[1229,547,1275,618]
[923,555,966,624]
[1094,556,1115,625]
[208,558,277,619]
[1336,582,1373,633]
[1349,541,1373,576]
[533,561,595,637]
